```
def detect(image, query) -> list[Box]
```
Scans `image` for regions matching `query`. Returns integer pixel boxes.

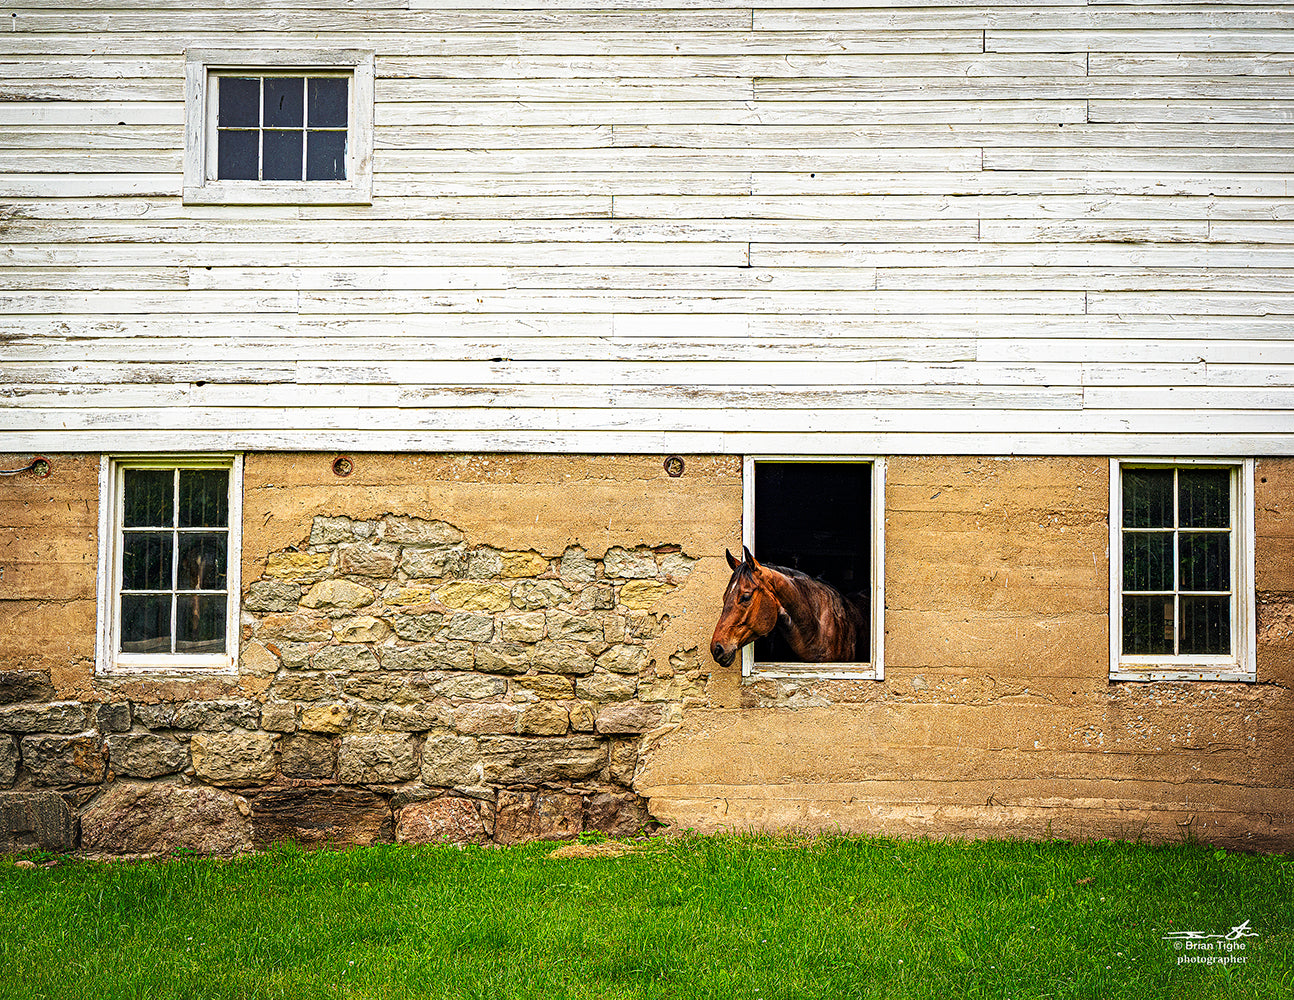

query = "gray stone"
[0,671,56,706]
[597,644,651,676]
[530,641,595,676]
[660,552,697,582]
[495,789,583,844]
[396,797,488,844]
[560,546,598,583]
[190,732,277,786]
[595,701,665,735]
[603,546,658,579]
[270,674,334,702]
[82,783,255,856]
[548,611,604,644]
[575,670,638,702]
[106,733,189,778]
[434,674,507,701]
[279,733,336,780]
[511,579,572,610]
[399,544,468,579]
[382,704,453,732]
[95,702,132,734]
[0,735,16,787]
[310,515,355,545]
[466,546,503,578]
[474,642,530,675]
[261,701,298,733]
[452,702,519,735]
[576,583,615,611]
[446,613,494,642]
[608,739,639,785]
[383,516,463,546]
[343,674,407,702]
[0,701,86,735]
[270,640,312,669]
[245,580,302,614]
[247,786,391,849]
[135,700,260,732]
[478,735,605,784]
[338,733,419,783]
[312,644,381,672]
[21,735,107,785]
[390,611,445,642]
[0,790,76,853]
[420,732,482,786]
[338,542,399,577]
[382,642,473,672]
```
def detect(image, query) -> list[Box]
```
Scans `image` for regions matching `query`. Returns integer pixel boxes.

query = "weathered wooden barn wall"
[639,456,1294,852]
[2,2,1294,455]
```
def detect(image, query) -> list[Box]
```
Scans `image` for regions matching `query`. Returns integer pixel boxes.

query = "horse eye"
[738,592,751,604]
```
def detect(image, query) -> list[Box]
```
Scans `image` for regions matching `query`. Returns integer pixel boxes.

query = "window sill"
[1111,666,1255,683]
[183,180,372,206]
[747,661,880,681]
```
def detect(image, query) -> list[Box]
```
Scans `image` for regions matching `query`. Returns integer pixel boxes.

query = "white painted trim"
[95,453,243,678]
[1109,457,1256,683]
[740,455,885,681]
[183,48,374,205]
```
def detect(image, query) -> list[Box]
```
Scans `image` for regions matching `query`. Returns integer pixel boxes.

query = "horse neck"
[761,567,828,645]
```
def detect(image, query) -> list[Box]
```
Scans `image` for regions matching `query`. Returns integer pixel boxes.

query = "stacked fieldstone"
[0,516,709,855]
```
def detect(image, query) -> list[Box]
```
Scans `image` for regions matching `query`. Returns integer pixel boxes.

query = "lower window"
[97,456,242,673]
[1110,459,1255,681]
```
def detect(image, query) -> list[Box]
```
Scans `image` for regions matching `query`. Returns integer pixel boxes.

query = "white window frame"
[741,456,886,681]
[1109,458,1256,683]
[183,48,374,205]
[96,454,243,677]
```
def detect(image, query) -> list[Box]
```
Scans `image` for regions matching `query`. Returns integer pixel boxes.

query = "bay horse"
[710,546,866,667]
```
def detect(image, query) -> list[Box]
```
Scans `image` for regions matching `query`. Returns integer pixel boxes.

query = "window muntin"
[742,457,885,680]
[1111,460,1255,682]
[97,456,242,674]
[215,74,349,182]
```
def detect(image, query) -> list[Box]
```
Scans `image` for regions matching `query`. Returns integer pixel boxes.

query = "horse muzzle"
[710,641,737,668]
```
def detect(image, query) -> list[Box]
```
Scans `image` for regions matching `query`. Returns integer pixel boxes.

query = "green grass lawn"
[1,834,1290,1000]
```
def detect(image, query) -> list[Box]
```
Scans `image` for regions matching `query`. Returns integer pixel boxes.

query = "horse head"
[710,546,781,668]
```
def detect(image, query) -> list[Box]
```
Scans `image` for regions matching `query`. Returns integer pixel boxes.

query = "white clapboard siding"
[2,3,1294,457]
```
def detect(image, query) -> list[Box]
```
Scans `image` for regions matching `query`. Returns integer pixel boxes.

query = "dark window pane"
[178,533,228,590]
[1123,595,1175,655]
[309,77,348,128]
[1179,532,1230,593]
[1180,597,1230,656]
[1123,469,1174,529]
[1179,469,1231,529]
[176,594,227,653]
[123,469,173,527]
[1123,531,1174,593]
[218,76,260,128]
[120,594,172,654]
[122,531,173,591]
[264,77,304,128]
[217,129,259,180]
[263,129,304,180]
[306,129,347,180]
[178,469,229,528]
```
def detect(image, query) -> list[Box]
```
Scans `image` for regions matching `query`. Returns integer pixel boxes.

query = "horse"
[710,546,866,667]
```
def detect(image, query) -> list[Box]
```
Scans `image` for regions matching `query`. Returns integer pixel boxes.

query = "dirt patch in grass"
[546,841,633,859]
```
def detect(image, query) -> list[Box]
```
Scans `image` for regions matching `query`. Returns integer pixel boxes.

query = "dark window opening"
[753,461,872,663]
[216,74,348,182]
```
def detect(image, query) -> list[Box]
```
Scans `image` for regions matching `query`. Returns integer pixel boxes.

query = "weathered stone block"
[21,734,107,786]
[586,791,652,837]
[134,700,261,732]
[384,586,434,606]
[596,645,650,676]
[0,670,56,706]
[341,674,405,702]
[638,675,707,704]
[399,544,468,579]
[382,642,473,672]
[383,704,453,732]
[312,644,381,672]
[435,674,507,701]
[499,612,546,643]
[390,611,445,642]
[437,581,511,612]
[82,783,254,855]
[261,701,298,733]
[479,735,605,784]
[264,551,330,580]
[608,739,639,785]
[383,516,462,546]
[300,704,352,734]
[501,551,549,578]
[453,702,519,735]
[466,547,504,579]
[334,616,391,643]
[396,797,488,844]
[257,612,333,643]
[245,580,302,614]
[420,731,481,786]
[248,786,391,848]
[560,546,598,583]
[239,641,280,678]
[576,671,638,702]
[338,733,419,783]
[0,701,86,734]
[310,515,355,545]
[625,611,665,640]
[474,642,530,675]
[106,733,189,778]
[568,700,597,733]
[301,579,376,611]
[604,546,657,580]
[268,640,310,669]
[519,701,569,735]
[512,580,572,610]
[446,613,495,642]
[190,732,277,786]
[0,790,76,853]
[530,641,595,676]
[280,733,336,780]
[338,542,399,577]
[576,583,615,611]
[495,789,582,844]
[660,552,697,582]
[0,735,17,786]
[513,674,574,700]
[548,611,604,643]
[595,701,665,735]
[271,673,333,702]
[618,581,669,611]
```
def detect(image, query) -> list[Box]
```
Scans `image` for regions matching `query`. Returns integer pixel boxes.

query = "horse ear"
[743,545,761,570]
[725,548,738,570]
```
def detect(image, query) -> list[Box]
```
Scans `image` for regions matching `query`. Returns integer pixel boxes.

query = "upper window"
[1110,460,1255,682]
[184,49,373,204]
[96,456,243,674]
[739,458,885,679]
